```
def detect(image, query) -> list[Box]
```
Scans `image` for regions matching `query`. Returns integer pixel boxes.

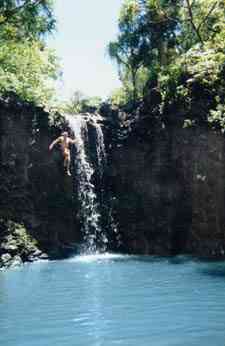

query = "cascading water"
[94,118,107,179]
[66,114,108,254]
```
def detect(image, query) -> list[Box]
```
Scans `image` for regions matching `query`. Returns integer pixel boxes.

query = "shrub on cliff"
[158,44,225,129]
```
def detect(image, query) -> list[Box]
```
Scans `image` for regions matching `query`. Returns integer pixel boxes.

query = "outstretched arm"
[49,137,61,151]
[69,138,79,145]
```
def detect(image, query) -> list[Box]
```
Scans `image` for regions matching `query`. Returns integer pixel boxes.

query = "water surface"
[0,254,225,346]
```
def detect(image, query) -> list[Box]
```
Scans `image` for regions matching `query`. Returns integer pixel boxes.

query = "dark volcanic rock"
[107,119,225,259]
[1,253,12,266]
[1,93,225,261]
[0,220,47,269]
[0,95,79,261]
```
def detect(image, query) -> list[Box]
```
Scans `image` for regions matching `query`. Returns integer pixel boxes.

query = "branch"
[197,1,218,32]
[111,42,131,69]
[185,0,204,45]
[0,0,44,26]
[190,0,197,7]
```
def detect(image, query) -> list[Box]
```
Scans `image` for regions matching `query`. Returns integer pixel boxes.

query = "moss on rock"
[0,219,48,269]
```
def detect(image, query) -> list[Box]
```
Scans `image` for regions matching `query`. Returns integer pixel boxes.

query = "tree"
[0,39,59,105]
[108,0,180,102]
[180,0,225,48]
[108,0,150,102]
[63,91,102,114]
[139,0,180,62]
[0,0,59,106]
[110,0,225,107]
[0,0,55,40]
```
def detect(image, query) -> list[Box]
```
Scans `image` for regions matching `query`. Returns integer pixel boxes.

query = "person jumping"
[49,131,77,176]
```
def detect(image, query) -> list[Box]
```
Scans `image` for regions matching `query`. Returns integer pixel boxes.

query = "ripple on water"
[0,256,225,346]
[68,253,134,263]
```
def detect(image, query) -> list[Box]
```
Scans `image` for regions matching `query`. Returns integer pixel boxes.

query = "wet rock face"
[108,123,225,259]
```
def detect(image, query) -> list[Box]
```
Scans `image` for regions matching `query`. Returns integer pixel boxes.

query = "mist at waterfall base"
[1,255,225,346]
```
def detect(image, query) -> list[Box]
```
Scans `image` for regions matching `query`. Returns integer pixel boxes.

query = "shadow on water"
[128,254,193,265]
[197,262,225,278]
[69,253,225,279]
[167,255,194,265]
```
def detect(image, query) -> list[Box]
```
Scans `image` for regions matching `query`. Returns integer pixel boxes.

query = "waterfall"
[66,114,108,254]
[93,119,106,179]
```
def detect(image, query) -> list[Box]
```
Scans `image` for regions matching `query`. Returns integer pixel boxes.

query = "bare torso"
[49,134,77,176]
[59,136,71,154]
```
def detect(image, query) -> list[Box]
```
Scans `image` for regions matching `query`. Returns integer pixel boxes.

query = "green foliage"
[0,0,59,107]
[63,90,102,114]
[0,40,59,105]
[108,0,180,102]
[109,67,149,107]
[108,0,154,102]
[184,47,225,86]
[110,87,130,106]
[0,0,56,41]
[179,0,225,49]
[110,0,225,130]
[160,44,225,99]
[208,102,225,131]
[1,220,38,249]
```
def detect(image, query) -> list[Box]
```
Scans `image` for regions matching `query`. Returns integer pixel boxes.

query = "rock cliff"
[103,99,225,258]
[1,92,225,267]
[0,94,79,268]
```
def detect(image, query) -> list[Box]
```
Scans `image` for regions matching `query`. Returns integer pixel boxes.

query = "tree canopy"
[0,0,59,107]
[108,0,225,107]
[63,90,102,115]
[0,0,55,40]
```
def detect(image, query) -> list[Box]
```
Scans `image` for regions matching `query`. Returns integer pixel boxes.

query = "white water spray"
[93,119,107,179]
[66,114,108,253]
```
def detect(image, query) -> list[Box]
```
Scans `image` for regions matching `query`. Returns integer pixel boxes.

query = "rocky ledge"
[0,220,49,270]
